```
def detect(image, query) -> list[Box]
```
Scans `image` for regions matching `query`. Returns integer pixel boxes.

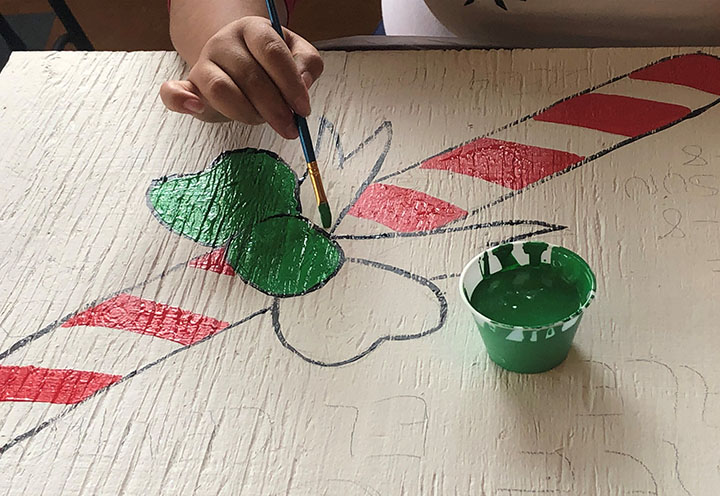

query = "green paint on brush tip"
[226,215,342,296]
[319,202,332,229]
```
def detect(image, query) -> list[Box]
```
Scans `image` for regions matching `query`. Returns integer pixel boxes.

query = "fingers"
[284,28,324,90]
[243,21,312,117]
[160,80,204,114]
[188,60,277,129]
[160,17,324,140]
[208,34,298,138]
[160,80,228,122]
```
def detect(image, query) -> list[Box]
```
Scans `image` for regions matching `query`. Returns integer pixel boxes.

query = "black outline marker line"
[0,257,191,361]
[315,116,346,170]
[330,54,720,242]
[450,95,720,227]
[296,116,340,186]
[332,219,564,241]
[271,258,448,367]
[302,116,369,185]
[0,176,563,373]
[224,214,347,299]
[314,117,392,185]
[429,273,462,281]
[1,199,560,366]
[424,224,567,281]
[0,307,271,457]
[0,242,246,361]
[328,122,393,233]
[494,224,567,245]
[375,52,718,184]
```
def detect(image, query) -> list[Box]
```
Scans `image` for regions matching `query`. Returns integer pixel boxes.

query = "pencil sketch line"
[325,404,360,457]
[663,440,694,496]
[582,359,619,389]
[627,358,679,416]
[605,450,659,496]
[680,365,717,429]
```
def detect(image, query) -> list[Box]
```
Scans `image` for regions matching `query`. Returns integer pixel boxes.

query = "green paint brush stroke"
[226,215,342,297]
[148,148,342,296]
[148,149,299,247]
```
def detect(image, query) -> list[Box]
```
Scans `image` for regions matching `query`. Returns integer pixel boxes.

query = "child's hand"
[160,16,323,139]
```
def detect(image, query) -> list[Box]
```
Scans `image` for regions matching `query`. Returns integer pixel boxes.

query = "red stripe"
[420,137,583,190]
[629,54,720,96]
[63,293,229,346]
[533,93,690,137]
[348,183,467,232]
[0,365,121,404]
[189,247,236,276]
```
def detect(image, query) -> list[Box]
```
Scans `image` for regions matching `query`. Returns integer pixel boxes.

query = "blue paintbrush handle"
[265,0,285,39]
[265,0,317,164]
[295,115,316,163]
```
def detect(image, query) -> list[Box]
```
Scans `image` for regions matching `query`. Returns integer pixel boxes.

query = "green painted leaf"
[226,215,343,297]
[148,149,299,246]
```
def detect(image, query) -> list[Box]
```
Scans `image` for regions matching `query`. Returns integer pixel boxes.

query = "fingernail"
[301,71,314,89]
[183,99,204,114]
[286,122,299,139]
[294,97,311,117]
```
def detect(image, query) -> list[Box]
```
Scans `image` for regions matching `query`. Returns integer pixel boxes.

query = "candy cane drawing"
[1,52,719,457]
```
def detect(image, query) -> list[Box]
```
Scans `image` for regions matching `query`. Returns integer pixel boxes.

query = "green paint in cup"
[459,241,596,374]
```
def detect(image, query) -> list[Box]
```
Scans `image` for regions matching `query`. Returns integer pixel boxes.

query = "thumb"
[159,80,228,122]
[160,80,205,114]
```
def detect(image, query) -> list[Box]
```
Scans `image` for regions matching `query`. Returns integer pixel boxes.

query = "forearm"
[169,0,288,65]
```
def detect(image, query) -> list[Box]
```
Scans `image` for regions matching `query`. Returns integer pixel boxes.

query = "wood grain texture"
[1,48,720,494]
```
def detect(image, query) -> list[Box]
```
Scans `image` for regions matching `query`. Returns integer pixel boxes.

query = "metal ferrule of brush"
[306,160,327,205]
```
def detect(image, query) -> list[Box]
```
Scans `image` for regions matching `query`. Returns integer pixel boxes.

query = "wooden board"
[1,48,720,494]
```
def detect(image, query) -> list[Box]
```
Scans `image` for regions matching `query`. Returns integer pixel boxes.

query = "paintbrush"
[265,0,332,229]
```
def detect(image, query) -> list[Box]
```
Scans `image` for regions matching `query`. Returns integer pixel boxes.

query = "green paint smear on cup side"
[226,215,342,297]
[471,244,595,328]
[148,149,299,247]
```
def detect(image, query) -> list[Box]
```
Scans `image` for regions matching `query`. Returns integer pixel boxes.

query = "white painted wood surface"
[1,48,720,495]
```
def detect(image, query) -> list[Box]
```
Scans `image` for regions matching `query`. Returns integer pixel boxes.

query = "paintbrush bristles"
[265,0,332,228]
